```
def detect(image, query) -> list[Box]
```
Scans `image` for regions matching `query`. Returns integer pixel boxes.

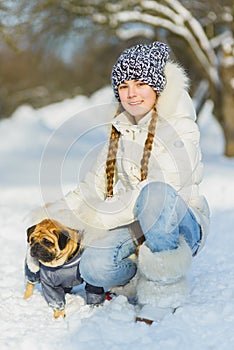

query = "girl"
[26,42,210,322]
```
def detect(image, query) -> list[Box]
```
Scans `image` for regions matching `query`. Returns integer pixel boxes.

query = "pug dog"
[23,218,105,318]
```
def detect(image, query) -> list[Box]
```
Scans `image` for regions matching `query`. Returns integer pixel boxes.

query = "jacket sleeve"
[24,246,40,283]
[25,260,40,284]
[40,269,66,311]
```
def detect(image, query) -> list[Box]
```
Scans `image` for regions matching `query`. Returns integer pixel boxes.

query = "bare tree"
[0,1,19,48]
[89,0,234,156]
[3,0,234,156]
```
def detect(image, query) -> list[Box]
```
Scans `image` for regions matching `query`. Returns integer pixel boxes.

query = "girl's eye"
[137,82,146,87]
[118,85,127,90]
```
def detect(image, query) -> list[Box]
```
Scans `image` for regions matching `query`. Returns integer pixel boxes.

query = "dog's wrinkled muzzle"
[30,243,56,262]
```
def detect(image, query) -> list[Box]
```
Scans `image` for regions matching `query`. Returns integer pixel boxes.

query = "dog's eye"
[30,237,35,244]
[42,238,54,247]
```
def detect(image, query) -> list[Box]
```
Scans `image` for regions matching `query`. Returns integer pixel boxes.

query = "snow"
[1,87,234,350]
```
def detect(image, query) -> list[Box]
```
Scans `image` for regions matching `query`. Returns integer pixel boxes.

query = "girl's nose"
[127,86,137,98]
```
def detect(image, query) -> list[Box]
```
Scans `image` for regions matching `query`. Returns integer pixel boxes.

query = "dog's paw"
[23,282,35,299]
[53,309,66,319]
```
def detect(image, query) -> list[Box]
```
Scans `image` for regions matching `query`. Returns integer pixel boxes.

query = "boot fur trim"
[138,237,192,283]
[137,275,189,308]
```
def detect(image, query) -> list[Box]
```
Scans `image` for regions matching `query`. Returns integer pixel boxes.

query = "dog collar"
[67,244,81,263]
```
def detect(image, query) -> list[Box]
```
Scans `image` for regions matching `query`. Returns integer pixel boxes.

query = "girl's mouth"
[129,101,143,106]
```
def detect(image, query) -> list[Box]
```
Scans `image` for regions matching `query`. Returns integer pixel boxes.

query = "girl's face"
[118,80,157,122]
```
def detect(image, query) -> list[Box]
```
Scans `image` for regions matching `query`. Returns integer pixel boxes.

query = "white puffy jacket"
[31,62,209,253]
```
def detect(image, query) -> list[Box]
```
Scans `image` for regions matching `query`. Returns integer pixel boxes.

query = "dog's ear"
[26,225,37,242]
[57,230,70,250]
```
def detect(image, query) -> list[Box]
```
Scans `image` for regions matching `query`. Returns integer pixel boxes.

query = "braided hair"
[105,106,158,197]
[140,107,158,181]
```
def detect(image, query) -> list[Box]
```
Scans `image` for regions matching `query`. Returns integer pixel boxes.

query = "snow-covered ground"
[1,88,234,350]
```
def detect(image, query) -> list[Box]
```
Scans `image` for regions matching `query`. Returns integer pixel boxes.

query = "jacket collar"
[112,109,153,133]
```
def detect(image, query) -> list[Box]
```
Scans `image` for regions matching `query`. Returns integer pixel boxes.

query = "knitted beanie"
[111,41,170,101]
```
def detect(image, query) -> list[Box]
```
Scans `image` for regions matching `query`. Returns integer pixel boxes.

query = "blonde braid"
[140,108,158,181]
[105,106,122,197]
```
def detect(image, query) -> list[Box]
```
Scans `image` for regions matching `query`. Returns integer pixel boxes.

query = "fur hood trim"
[138,237,192,283]
[157,61,190,119]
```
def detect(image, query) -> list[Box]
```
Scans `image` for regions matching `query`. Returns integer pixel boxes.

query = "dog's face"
[27,219,82,266]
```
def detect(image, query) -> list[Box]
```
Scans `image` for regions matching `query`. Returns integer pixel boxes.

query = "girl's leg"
[79,226,137,290]
[135,182,201,321]
[135,182,201,255]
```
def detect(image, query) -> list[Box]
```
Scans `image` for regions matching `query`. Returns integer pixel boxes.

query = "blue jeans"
[79,182,201,290]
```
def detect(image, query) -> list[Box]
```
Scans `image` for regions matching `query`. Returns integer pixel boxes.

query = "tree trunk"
[220,51,234,157]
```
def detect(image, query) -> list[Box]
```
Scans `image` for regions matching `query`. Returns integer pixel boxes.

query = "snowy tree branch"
[142,1,218,72]
[105,10,219,85]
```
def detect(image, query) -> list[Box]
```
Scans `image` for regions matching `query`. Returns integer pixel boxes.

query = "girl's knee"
[135,182,176,214]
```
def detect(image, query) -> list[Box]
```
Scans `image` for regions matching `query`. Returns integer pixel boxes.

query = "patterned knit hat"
[111,41,170,101]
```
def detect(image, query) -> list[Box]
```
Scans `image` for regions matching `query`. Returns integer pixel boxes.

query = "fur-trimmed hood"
[157,61,195,120]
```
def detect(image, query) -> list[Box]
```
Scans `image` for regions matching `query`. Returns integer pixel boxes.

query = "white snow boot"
[136,236,192,324]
